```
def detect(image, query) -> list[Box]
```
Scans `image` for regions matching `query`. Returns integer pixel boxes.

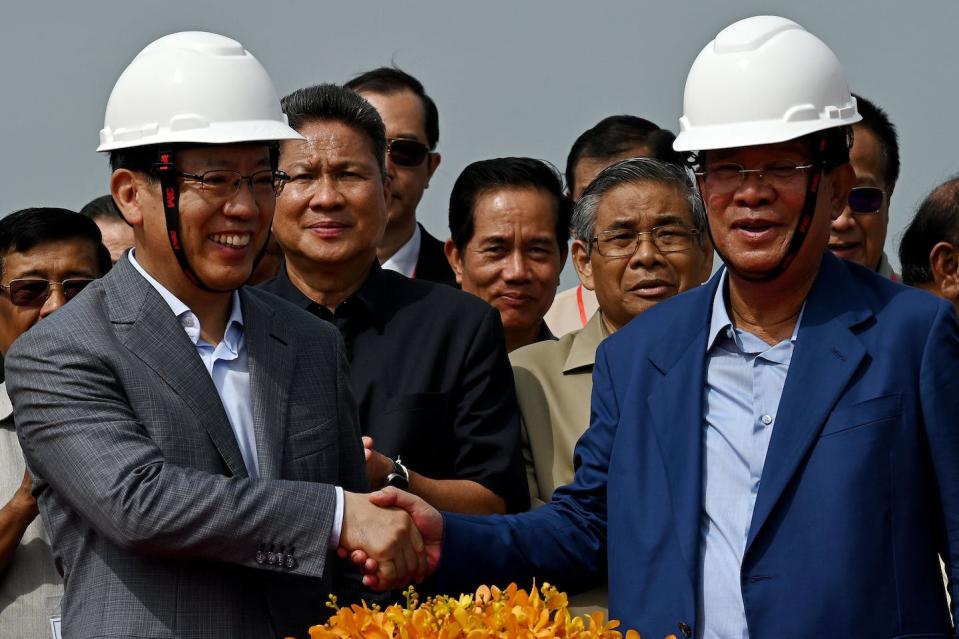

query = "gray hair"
[571,157,707,250]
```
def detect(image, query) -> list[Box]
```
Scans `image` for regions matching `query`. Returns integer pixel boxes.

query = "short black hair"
[79,194,125,223]
[853,93,900,190]
[281,84,387,178]
[0,208,112,279]
[448,157,571,251]
[345,67,439,150]
[899,176,959,285]
[565,115,681,192]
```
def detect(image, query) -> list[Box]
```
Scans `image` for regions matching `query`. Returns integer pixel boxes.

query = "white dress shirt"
[381,223,421,278]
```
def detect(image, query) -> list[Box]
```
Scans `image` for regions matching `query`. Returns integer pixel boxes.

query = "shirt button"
[761,414,773,425]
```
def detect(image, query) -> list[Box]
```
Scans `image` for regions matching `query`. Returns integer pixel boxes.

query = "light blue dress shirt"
[697,271,803,639]
[128,252,260,478]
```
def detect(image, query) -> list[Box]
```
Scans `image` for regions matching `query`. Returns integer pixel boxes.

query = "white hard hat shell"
[97,32,303,152]
[673,16,861,153]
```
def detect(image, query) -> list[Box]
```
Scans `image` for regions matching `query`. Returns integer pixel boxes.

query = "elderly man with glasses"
[0,207,111,638]
[509,157,711,615]
[828,93,900,280]
[345,67,455,287]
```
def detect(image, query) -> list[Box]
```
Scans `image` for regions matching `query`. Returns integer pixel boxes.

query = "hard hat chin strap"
[153,146,273,294]
[711,136,829,283]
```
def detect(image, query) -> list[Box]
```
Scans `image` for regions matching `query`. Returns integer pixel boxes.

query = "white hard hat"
[97,31,302,152]
[673,16,861,153]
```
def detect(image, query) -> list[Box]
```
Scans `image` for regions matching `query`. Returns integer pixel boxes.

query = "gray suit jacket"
[6,257,368,639]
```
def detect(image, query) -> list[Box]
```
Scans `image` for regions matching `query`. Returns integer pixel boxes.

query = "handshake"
[338,488,444,590]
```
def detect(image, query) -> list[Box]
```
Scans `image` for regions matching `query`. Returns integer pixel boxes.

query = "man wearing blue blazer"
[355,16,959,639]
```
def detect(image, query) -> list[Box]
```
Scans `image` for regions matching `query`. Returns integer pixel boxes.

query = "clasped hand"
[338,488,443,590]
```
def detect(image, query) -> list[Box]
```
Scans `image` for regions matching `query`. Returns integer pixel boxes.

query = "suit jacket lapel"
[745,254,871,553]
[107,258,249,478]
[646,273,719,592]
[242,290,292,480]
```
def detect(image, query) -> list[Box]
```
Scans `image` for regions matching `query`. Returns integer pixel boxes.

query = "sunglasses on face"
[0,278,95,308]
[387,138,431,167]
[847,186,885,214]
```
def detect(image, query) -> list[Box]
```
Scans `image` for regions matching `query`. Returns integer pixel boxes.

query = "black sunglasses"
[387,138,431,167]
[848,186,884,214]
[0,278,94,308]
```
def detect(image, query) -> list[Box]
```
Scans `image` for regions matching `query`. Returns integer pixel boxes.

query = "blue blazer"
[436,253,959,639]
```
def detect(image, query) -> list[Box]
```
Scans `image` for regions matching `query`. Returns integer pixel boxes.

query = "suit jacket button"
[678,622,692,638]
[255,550,266,565]
[285,554,297,569]
[267,552,278,565]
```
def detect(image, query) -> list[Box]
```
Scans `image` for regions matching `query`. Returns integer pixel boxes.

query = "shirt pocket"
[819,393,901,438]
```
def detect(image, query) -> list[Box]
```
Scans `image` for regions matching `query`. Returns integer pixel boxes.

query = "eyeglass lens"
[847,186,884,213]
[190,170,283,199]
[388,139,429,167]
[7,279,93,307]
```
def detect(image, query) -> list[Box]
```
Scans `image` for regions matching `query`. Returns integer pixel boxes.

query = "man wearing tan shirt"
[545,116,683,336]
[511,158,711,613]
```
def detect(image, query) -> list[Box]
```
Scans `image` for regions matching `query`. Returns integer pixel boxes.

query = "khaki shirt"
[543,285,599,338]
[510,311,609,615]
[0,382,62,638]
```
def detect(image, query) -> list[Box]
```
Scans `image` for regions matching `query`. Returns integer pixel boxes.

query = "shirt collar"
[274,259,388,325]
[380,223,421,278]
[0,382,13,422]
[563,310,609,374]
[127,250,244,346]
[706,268,804,355]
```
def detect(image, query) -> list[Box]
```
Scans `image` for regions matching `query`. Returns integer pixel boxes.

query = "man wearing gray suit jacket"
[6,32,430,639]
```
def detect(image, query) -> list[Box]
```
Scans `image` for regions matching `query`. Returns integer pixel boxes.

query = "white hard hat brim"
[673,112,861,153]
[97,119,304,152]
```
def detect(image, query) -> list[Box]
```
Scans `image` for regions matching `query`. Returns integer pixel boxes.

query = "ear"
[110,169,148,227]
[444,239,463,285]
[570,239,594,290]
[828,163,856,221]
[424,152,442,187]
[929,241,959,301]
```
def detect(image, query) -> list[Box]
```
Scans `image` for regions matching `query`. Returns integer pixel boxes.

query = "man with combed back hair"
[261,84,529,520]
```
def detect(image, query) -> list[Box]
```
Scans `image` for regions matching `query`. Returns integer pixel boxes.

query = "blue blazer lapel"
[242,290,292,480]
[646,272,719,590]
[745,254,871,553]
[107,258,250,478]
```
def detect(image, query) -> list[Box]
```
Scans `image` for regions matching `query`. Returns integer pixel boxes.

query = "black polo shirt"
[260,262,530,513]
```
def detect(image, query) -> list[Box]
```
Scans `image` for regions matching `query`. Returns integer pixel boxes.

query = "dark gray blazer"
[6,257,368,639]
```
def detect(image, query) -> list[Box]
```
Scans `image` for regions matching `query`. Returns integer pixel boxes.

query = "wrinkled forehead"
[595,179,693,226]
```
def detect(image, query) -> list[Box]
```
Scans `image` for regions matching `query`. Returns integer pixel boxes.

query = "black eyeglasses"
[591,225,700,258]
[847,186,884,214]
[0,278,95,308]
[177,169,289,201]
[387,138,431,167]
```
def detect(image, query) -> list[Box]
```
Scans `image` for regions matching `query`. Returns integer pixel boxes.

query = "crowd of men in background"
[2,16,959,639]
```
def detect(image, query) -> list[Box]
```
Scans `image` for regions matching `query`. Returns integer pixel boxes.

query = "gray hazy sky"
[3,0,957,285]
